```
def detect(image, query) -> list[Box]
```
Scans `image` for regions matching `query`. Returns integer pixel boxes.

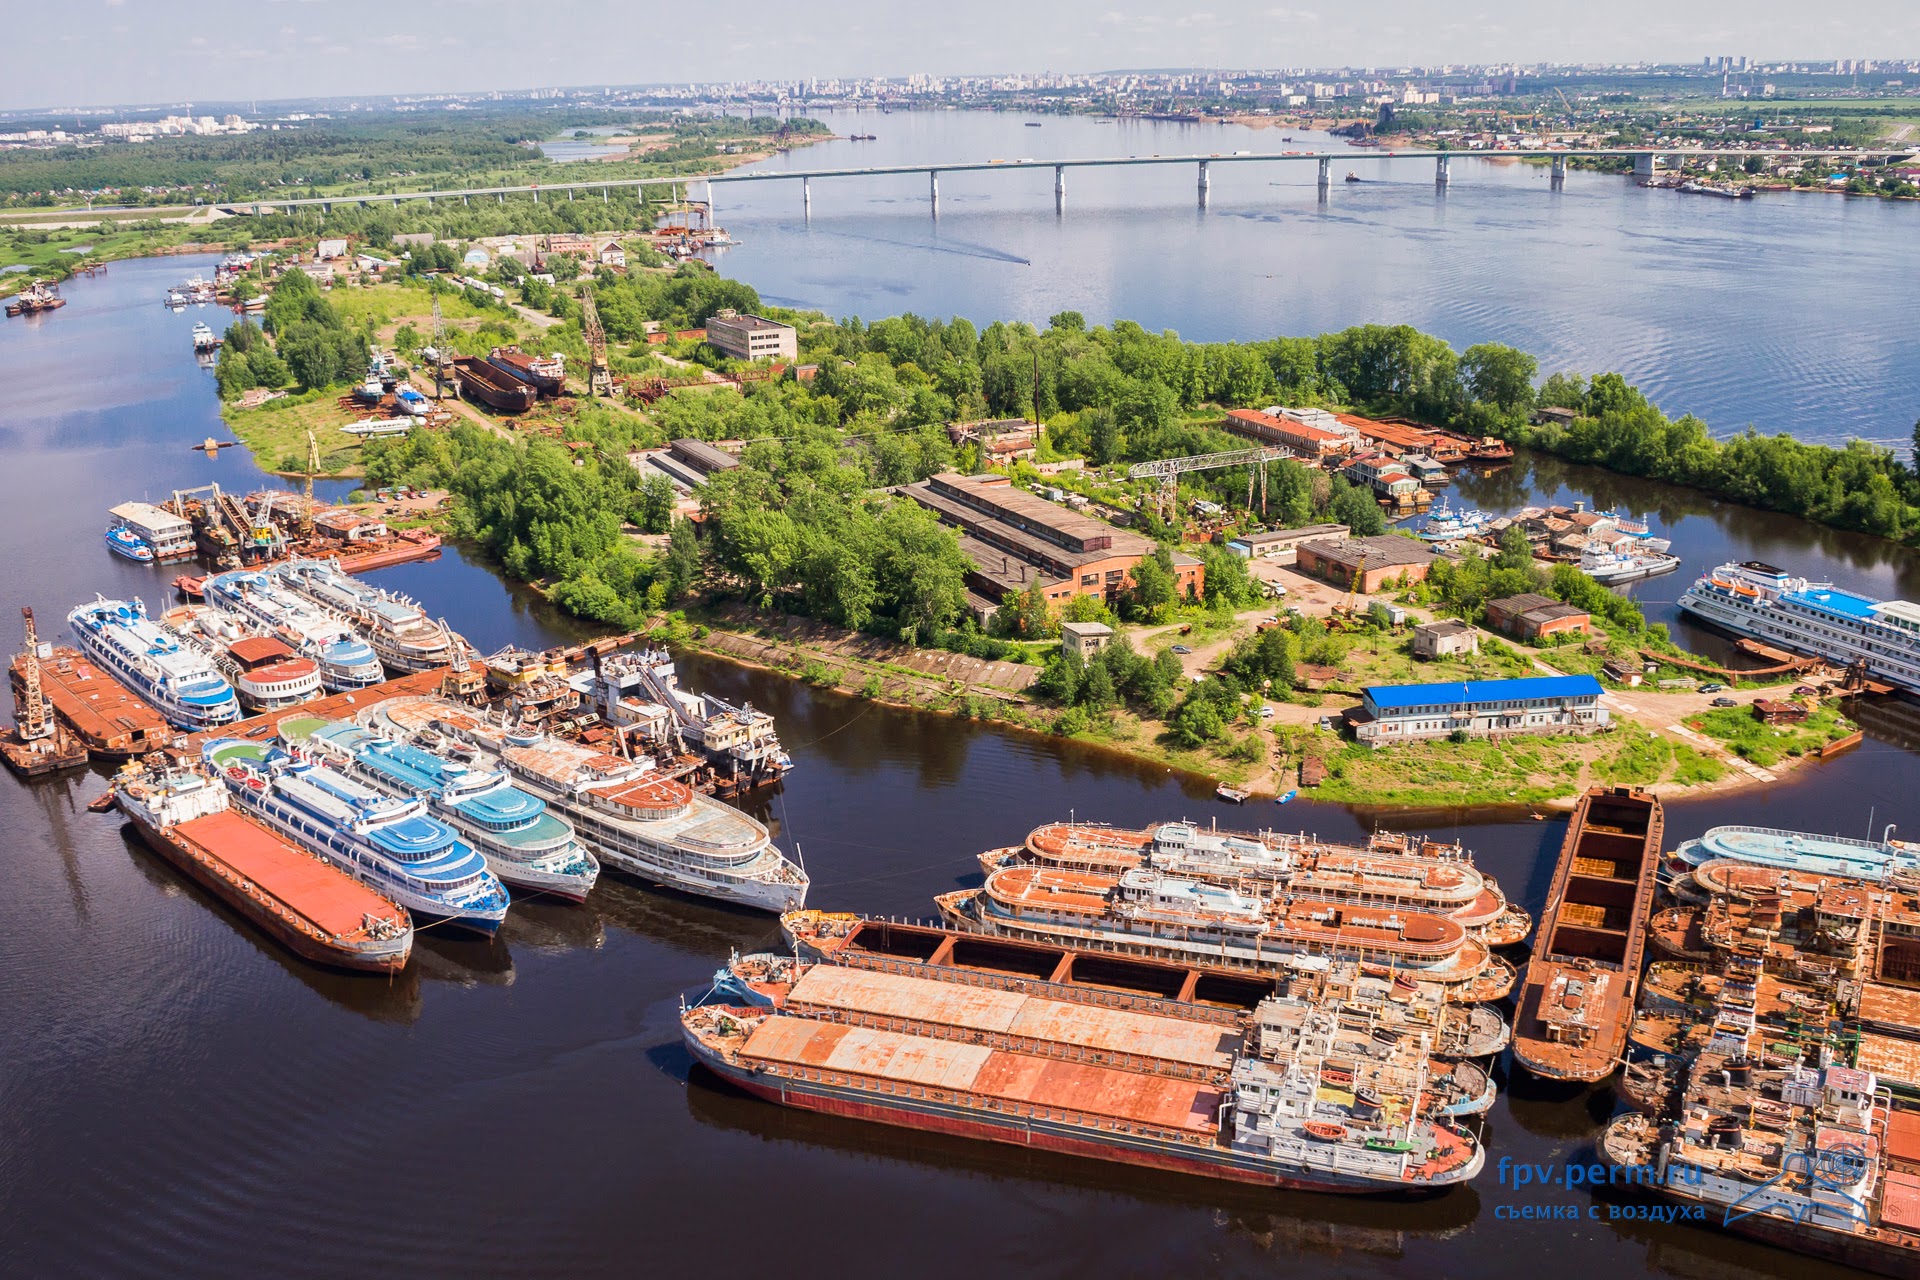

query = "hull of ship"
[368,634,452,675]
[591,841,805,913]
[479,855,595,903]
[688,1044,1461,1195]
[318,666,387,693]
[1596,1157,1920,1280]
[124,812,410,973]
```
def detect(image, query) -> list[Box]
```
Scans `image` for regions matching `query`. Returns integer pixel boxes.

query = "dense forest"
[0,109,822,206]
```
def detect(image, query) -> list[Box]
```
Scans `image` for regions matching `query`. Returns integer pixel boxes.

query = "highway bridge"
[217,146,1915,218]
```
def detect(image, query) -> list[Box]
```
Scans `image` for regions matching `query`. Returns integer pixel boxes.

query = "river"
[706,109,1918,453]
[0,255,1915,1274]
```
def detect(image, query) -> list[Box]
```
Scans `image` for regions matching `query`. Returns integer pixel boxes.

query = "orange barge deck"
[1512,787,1664,1082]
[125,804,411,972]
[12,646,175,760]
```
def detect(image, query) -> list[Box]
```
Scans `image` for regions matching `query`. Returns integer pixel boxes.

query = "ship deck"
[17,647,173,756]
[736,1014,1223,1134]
[174,808,402,935]
[782,964,1239,1072]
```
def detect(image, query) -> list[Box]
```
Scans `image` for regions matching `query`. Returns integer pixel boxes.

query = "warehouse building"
[1294,535,1436,593]
[1225,523,1349,564]
[1347,675,1609,747]
[903,472,1203,613]
[706,310,798,362]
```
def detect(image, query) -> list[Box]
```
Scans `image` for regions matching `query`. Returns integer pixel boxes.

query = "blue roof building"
[1352,674,1608,748]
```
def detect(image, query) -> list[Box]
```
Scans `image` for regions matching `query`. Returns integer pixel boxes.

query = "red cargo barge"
[452,356,537,413]
[114,757,413,972]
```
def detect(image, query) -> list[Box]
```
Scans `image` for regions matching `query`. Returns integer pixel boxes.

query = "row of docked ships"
[686,816,1536,1195]
[66,556,464,730]
[103,688,809,965]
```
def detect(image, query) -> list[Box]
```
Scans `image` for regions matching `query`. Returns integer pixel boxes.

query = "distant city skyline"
[7,0,1917,112]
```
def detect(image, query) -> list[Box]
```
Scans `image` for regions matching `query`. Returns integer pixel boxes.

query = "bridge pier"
[929,170,939,216]
[1435,154,1451,188]
[602,186,609,203]
[532,188,539,202]
[1198,160,1210,208]
[1551,155,1568,188]
[1633,152,1660,180]
[567,187,574,201]
[1318,157,1332,191]
[498,192,505,204]
[1054,165,1064,214]
[462,194,468,206]
[802,176,812,217]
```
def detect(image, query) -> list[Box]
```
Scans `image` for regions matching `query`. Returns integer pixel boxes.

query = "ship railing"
[785,1001,1233,1085]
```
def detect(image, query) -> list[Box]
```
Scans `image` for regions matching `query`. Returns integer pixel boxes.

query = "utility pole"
[1031,349,1040,425]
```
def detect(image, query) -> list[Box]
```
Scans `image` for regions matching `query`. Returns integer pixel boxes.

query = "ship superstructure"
[1678,561,1920,695]
[938,864,1514,1002]
[573,649,791,788]
[1672,824,1920,884]
[364,695,807,912]
[67,597,240,730]
[300,717,599,902]
[272,558,465,673]
[203,737,509,935]
[203,569,385,690]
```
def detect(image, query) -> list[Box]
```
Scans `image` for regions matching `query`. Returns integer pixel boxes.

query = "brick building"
[1225,523,1349,564]
[1222,408,1354,459]
[1484,593,1592,642]
[903,472,1203,614]
[1294,536,1436,593]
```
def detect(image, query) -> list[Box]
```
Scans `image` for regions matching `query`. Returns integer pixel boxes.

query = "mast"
[15,607,51,741]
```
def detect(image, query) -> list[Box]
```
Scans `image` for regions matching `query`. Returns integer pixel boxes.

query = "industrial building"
[1221,407,1353,459]
[1294,535,1436,593]
[1348,675,1609,747]
[706,310,798,362]
[1225,523,1348,564]
[1484,592,1592,642]
[1061,621,1114,659]
[902,473,1203,619]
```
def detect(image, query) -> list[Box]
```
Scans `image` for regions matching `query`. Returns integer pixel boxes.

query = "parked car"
[1171,644,1193,655]
[1710,696,1738,708]
[1258,705,1276,719]
[1700,682,1726,693]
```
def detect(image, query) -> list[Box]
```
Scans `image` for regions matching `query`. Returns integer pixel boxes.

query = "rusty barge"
[3,608,90,777]
[11,632,175,761]
[1512,786,1664,1082]
[113,756,413,972]
[685,915,1487,1194]
[451,356,537,413]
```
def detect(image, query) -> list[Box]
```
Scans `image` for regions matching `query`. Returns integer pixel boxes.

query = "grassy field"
[0,221,206,293]
[222,390,375,477]
[1686,702,1856,766]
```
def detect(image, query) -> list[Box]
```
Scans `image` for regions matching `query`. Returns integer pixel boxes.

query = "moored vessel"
[2,607,90,776]
[1511,787,1663,1082]
[486,346,566,397]
[573,649,792,789]
[300,716,599,902]
[1418,498,1489,543]
[989,820,1529,947]
[1579,545,1681,585]
[938,864,1514,1002]
[67,596,240,731]
[271,558,465,674]
[1677,561,1920,696]
[683,956,1486,1194]
[104,525,155,563]
[1671,823,1920,883]
[114,755,412,972]
[451,356,538,413]
[5,280,66,317]
[203,737,510,936]
[364,695,807,912]
[202,568,385,690]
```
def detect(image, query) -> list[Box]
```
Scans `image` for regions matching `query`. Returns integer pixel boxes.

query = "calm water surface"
[0,250,1915,1277]
[713,110,1918,452]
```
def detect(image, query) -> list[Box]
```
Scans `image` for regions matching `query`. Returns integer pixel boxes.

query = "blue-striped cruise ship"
[298,718,599,902]
[202,569,385,691]
[1672,824,1920,883]
[202,738,509,935]
[68,597,240,730]
[1677,561,1920,696]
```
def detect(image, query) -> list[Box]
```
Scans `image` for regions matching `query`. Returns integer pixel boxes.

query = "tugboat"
[5,280,67,317]
[1418,498,1489,543]
[104,524,156,563]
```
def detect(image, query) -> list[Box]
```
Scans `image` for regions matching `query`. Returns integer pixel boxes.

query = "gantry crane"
[1127,445,1299,523]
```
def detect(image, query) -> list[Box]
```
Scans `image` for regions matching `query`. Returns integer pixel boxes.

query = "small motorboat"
[1344,171,1361,183]
[105,525,155,563]
[1216,784,1250,803]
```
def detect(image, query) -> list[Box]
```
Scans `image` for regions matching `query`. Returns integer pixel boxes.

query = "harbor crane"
[1127,445,1301,522]
[581,288,613,397]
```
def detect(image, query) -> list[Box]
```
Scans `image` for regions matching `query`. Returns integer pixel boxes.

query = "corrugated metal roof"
[1364,675,1602,710]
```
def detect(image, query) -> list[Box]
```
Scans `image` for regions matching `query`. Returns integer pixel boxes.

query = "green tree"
[1461,343,1538,416]
[1125,546,1179,621]
[663,516,701,600]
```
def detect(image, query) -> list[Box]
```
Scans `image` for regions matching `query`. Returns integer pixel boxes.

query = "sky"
[7,0,1916,111]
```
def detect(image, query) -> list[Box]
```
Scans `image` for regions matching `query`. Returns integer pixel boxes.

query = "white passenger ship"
[68,597,241,730]
[1676,561,1920,696]
[363,696,809,912]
